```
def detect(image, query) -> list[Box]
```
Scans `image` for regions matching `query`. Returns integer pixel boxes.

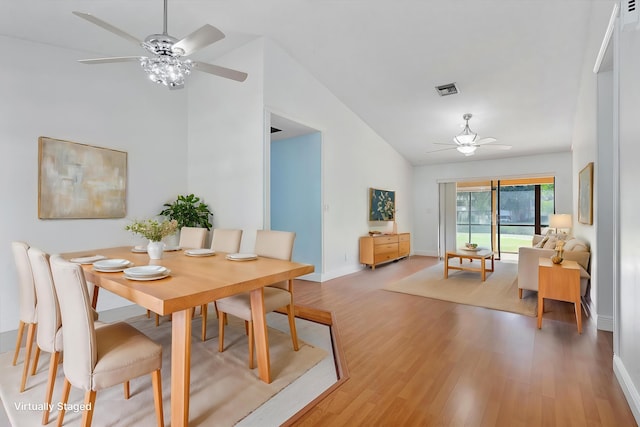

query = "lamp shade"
[549,214,572,230]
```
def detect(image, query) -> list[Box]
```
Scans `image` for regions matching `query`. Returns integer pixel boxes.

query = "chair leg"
[155,314,160,327]
[518,288,523,299]
[201,303,208,341]
[218,312,226,352]
[248,320,255,369]
[56,378,71,427]
[42,351,60,425]
[146,309,151,318]
[287,304,299,351]
[12,320,25,366]
[81,390,97,427]
[31,346,41,376]
[151,369,164,427]
[124,381,130,399]
[20,323,37,392]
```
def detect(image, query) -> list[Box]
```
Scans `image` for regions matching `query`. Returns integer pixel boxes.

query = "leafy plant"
[159,194,213,230]
[125,219,178,242]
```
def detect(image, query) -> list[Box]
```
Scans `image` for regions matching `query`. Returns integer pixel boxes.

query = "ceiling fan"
[427,113,512,156]
[73,0,248,89]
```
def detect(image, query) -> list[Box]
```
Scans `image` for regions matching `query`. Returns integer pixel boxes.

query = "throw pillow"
[543,236,558,249]
[535,235,549,248]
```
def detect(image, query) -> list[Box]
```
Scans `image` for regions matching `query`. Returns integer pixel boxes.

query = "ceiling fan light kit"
[427,113,511,157]
[73,0,247,90]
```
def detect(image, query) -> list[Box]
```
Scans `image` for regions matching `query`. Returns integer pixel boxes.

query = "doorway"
[268,113,322,281]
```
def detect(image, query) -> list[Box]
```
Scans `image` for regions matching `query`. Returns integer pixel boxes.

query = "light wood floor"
[291,256,637,426]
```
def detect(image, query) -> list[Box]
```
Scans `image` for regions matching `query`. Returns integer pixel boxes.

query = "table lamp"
[549,214,572,234]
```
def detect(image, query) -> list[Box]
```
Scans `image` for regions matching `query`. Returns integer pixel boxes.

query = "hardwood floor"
[291,256,637,426]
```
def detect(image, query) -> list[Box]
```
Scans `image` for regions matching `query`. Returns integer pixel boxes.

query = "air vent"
[435,83,459,97]
[270,127,282,134]
[623,0,639,29]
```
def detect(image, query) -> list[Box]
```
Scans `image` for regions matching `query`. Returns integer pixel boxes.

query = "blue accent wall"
[271,132,321,273]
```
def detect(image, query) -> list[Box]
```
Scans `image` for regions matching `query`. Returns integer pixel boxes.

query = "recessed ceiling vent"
[270,127,282,134]
[623,0,639,29]
[435,83,459,97]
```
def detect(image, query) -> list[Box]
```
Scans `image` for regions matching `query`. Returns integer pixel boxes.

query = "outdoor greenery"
[159,194,213,230]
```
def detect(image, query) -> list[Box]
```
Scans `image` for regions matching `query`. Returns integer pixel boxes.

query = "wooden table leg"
[444,255,450,279]
[250,288,272,384]
[575,301,582,334]
[171,309,192,427]
[481,259,486,281]
[537,295,544,329]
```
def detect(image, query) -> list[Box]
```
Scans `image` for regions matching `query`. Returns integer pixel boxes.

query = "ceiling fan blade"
[426,147,458,154]
[481,144,512,150]
[72,12,142,46]
[476,137,497,145]
[433,142,458,146]
[78,56,142,64]
[192,61,248,82]
[173,24,225,56]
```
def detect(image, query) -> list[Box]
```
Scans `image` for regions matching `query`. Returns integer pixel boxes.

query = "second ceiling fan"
[73,0,248,89]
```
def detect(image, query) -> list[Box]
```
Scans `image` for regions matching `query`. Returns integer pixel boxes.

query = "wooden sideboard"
[359,233,410,269]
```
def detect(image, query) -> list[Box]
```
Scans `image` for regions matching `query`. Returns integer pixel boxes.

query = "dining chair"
[216,230,298,369]
[11,241,38,393]
[50,255,164,427]
[28,247,103,425]
[199,229,243,341]
[178,226,208,249]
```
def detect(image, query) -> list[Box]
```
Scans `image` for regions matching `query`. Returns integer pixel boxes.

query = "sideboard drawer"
[374,235,398,245]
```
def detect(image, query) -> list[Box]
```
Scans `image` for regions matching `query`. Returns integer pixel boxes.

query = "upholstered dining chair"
[11,241,38,393]
[28,247,102,425]
[178,226,208,249]
[198,229,243,341]
[50,255,164,427]
[216,230,298,369]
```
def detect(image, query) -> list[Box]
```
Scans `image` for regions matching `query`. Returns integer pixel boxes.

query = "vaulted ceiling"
[0,0,616,165]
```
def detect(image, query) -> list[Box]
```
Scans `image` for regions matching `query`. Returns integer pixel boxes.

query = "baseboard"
[298,272,322,282]
[597,314,614,332]
[613,354,640,425]
[319,264,364,282]
[413,250,439,257]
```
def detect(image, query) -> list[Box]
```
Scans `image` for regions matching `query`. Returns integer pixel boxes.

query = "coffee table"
[444,248,495,281]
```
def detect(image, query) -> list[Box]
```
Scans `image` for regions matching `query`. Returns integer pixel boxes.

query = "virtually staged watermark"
[14,402,92,412]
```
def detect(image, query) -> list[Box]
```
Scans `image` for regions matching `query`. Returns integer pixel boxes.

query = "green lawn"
[457,233,532,253]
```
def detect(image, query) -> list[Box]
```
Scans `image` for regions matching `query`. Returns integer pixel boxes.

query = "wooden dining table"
[63,246,314,427]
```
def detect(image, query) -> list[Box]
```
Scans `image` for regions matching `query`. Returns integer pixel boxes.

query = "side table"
[537,257,582,334]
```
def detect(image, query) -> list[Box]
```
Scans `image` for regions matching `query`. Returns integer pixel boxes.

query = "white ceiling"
[0,0,616,165]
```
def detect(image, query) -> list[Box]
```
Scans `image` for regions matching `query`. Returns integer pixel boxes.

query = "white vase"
[147,241,165,260]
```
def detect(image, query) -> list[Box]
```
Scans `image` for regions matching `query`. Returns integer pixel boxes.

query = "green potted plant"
[159,194,213,230]
[125,219,178,259]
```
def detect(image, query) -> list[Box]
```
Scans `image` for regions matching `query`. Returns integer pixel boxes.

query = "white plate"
[124,273,170,281]
[164,246,181,252]
[70,255,107,264]
[93,259,131,269]
[185,249,216,257]
[94,264,133,273]
[462,247,481,252]
[131,246,147,253]
[123,265,168,277]
[226,253,258,261]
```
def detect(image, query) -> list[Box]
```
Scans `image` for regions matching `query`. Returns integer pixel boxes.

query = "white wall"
[263,39,413,280]
[0,36,188,333]
[412,152,573,257]
[613,17,640,423]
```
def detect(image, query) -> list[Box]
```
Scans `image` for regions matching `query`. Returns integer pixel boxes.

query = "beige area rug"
[0,314,327,426]
[383,261,537,317]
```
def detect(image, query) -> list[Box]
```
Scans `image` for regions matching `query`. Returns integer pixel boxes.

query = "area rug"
[383,261,537,317]
[0,313,327,426]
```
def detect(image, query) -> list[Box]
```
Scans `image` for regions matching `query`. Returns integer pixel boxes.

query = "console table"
[359,233,410,269]
[537,257,582,334]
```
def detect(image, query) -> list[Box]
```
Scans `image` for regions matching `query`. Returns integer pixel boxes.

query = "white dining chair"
[216,230,298,369]
[50,255,164,427]
[11,241,38,393]
[199,229,243,341]
[178,226,208,249]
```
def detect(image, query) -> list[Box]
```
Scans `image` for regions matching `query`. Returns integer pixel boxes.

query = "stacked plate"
[93,258,133,272]
[123,265,171,281]
[185,249,216,257]
[226,253,258,261]
[130,246,147,253]
[70,255,107,264]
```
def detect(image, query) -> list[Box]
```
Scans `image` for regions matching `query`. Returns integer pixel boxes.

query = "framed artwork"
[369,188,395,221]
[578,162,593,225]
[38,137,127,219]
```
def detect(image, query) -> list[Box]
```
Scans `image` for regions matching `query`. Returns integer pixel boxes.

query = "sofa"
[517,234,591,299]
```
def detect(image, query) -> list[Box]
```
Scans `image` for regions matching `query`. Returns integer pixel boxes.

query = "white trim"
[594,3,619,74]
[414,250,439,257]
[596,314,615,332]
[320,264,364,282]
[614,355,640,425]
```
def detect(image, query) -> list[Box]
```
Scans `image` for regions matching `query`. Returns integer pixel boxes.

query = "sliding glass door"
[456,178,555,258]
